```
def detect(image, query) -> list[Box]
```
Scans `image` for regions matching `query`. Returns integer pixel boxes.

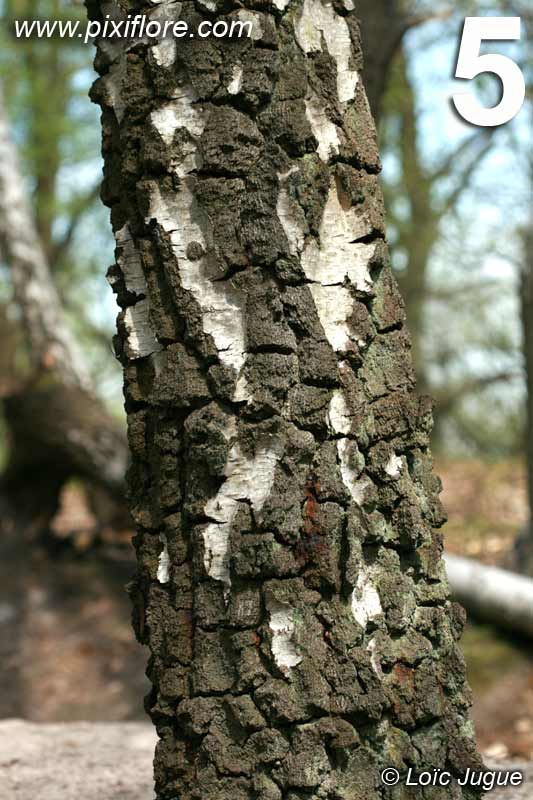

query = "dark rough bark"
[89,2,482,798]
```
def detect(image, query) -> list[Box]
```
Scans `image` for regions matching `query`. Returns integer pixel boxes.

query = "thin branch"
[402,8,453,34]
[50,183,101,267]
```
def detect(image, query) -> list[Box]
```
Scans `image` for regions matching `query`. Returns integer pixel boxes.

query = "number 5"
[452,17,525,127]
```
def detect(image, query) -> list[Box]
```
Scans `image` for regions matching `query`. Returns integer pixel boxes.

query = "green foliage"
[0,0,119,403]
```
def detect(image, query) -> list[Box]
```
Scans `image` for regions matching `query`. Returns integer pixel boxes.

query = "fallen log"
[445,554,533,639]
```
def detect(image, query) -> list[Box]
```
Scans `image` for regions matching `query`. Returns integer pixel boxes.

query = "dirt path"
[0,721,531,800]
[0,720,156,800]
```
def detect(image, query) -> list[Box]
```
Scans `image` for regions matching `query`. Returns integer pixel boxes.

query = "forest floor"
[0,459,531,762]
[0,720,530,800]
[440,459,533,762]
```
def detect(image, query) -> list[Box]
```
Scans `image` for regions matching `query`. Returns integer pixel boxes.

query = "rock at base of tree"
[0,720,531,800]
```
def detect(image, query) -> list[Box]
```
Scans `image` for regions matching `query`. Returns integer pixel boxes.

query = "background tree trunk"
[0,85,128,536]
[518,229,533,574]
[89,1,482,797]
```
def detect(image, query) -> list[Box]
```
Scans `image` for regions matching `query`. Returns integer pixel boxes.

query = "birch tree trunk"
[0,84,128,533]
[88,2,482,797]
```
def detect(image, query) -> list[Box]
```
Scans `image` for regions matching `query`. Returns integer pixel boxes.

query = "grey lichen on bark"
[87,1,483,798]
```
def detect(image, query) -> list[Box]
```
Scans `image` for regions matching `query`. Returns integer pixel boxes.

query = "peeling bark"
[88,2,482,798]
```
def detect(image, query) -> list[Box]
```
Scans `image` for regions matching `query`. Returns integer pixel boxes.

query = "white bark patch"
[294,0,359,103]
[274,0,291,9]
[123,299,162,359]
[301,180,375,353]
[328,390,351,435]
[203,441,281,595]
[301,180,375,291]
[268,600,302,671]
[115,224,147,296]
[157,535,170,584]
[237,10,263,40]
[337,439,369,505]
[385,454,403,480]
[276,177,376,355]
[351,568,382,629]
[149,92,248,400]
[367,637,383,678]
[227,64,243,95]
[152,37,177,68]
[149,181,247,396]
[276,183,306,257]
[151,89,205,147]
[308,285,353,353]
[305,95,340,162]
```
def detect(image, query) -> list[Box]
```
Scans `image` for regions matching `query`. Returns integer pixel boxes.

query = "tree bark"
[89,2,482,797]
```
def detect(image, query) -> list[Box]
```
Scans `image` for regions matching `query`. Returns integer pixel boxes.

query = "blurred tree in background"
[0,0,531,556]
[0,0,128,541]
[379,1,531,460]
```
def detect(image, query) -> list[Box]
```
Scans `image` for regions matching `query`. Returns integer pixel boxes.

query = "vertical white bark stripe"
[124,300,163,359]
[337,439,370,506]
[157,535,170,584]
[149,181,246,379]
[116,224,147,296]
[301,179,375,291]
[328,391,352,435]
[150,96,247,397]
[268,600,302,670]
[227,65,243,95]
[276,187,306,257]
[367,637,383,678]
[351,569,382,628]
[203,442,281,595]
[294,0,359,103]
[305,96,340,162]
